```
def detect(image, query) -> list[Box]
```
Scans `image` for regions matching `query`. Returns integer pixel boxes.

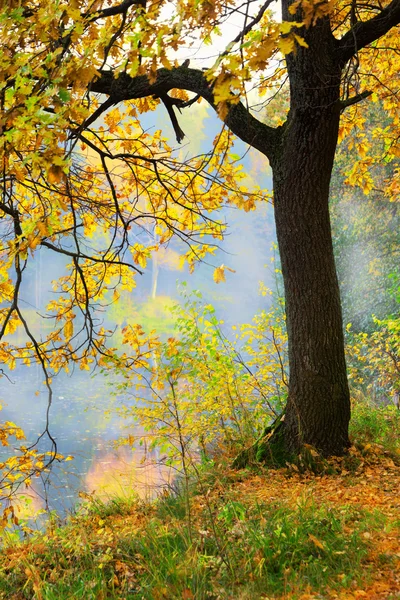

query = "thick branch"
[159,92,186,143]
[340,89,372,110]
[91,66,280,160]
[337,0,400,64]
[89,0,145,20]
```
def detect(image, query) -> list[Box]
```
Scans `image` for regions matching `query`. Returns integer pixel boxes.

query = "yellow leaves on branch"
[131,244,150,269]
[0,419,26,447]
[0,407,72,526]
[117,291,289,468]
[79,355,93,371]
[209,19,308,112]
[346,315,400,394]
[289,0,335,27]
[277,22,308,55]
[0,279,13,302]
[345,160,374,196]
[213,264,236,284]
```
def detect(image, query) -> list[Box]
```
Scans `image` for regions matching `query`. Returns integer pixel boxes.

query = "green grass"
[0,484,381,600]
[120,498,375,599]
[76,493,144,519]
[350,402,400,454]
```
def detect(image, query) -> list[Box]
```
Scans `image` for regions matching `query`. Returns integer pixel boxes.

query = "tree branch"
[340,89,372,110]
[88,0,145,21]
[159,92,186,143]
[70,96,116,139]
[220,0,277,61]
[91,66,280,160]
[337,0,400,64]
[40,241,144,275]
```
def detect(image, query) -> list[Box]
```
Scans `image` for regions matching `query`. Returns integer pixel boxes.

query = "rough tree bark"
[91,0,400,461]
[266,15,351,457]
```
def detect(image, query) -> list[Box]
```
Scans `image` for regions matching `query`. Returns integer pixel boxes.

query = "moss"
[232,416,293,469]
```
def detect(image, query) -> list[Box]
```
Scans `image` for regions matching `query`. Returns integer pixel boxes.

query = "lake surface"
[0,366,170,524]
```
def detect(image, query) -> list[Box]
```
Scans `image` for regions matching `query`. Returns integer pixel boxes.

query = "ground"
[0,437,399,599]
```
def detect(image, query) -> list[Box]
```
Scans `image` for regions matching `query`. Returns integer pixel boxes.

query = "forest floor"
[0,407,400,599]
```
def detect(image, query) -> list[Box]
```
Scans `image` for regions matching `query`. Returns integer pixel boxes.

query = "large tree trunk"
[271,120,351,456]
[267,17,351,457]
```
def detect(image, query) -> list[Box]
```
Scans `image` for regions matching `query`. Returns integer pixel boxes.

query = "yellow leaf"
[64,320,74,340]
[57,197,68,212]
[308,534,325,550]
[280,21,292,34]
[278,37,295,55]
[52,155,65,167]
[48,165,64,184]
[294,34,308,48]
[161,54,172,70]
[213,266,226,284]
[37,221,48,237]
[289,0,301,14]
[217,102,230,121]
[132,244,148,268]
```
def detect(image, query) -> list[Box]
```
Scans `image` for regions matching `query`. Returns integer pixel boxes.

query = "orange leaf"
[308,534,325,550]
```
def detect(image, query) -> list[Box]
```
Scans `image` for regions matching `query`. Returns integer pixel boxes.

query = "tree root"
[232,415,291,469]
[232,416,348,474]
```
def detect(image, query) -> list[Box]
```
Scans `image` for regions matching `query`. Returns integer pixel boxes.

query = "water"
[0,366,170,524]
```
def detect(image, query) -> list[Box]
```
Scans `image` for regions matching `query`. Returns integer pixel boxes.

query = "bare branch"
[340,89,372,109]
[159,92,186,143]
[91,66,281,160]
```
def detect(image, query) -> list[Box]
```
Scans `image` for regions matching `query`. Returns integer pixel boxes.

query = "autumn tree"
[0,0,399,476]
[330,101,399,332]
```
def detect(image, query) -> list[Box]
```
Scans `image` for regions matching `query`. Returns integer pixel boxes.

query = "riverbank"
[1,406,400,599]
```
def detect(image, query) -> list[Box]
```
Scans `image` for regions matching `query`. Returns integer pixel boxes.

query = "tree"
[0,0,399,476]
[90,0,400,458]
[330,102,399,332]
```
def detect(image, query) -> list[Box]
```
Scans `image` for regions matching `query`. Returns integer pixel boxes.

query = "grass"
[349,402,400,454]
[124,499,374,599]
[0,403,399,599]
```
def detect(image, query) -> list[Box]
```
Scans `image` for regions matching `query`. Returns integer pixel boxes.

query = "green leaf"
[58,88,70,102]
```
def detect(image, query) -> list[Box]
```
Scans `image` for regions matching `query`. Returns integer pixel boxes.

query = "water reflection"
[85,444,173,502]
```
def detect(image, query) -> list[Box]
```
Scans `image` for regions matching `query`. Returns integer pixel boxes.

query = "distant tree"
[330,103,399,332]
[0,0,400,472]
